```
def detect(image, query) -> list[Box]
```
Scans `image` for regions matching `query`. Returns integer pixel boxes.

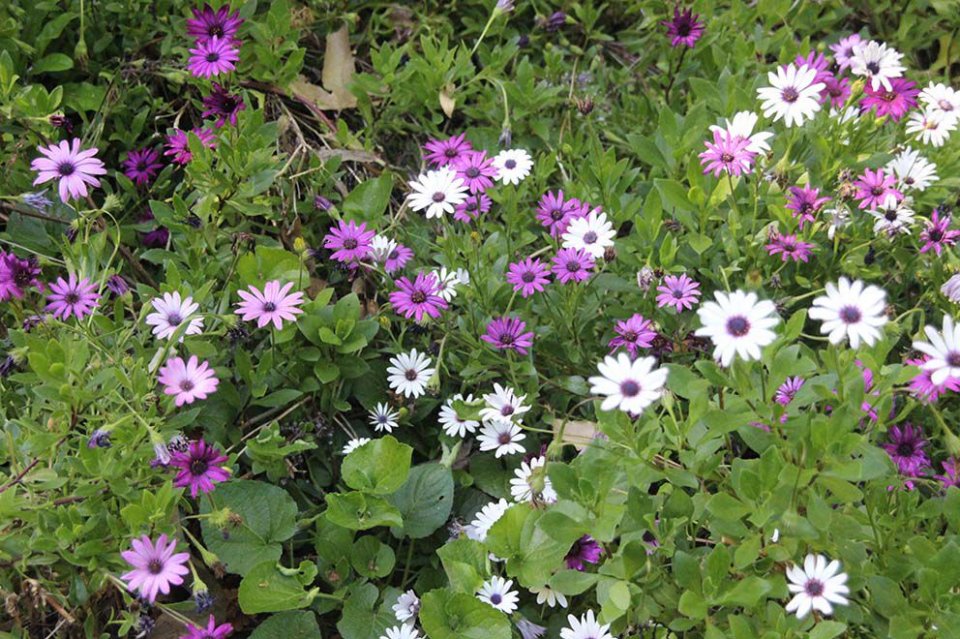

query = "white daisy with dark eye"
[368,402,400,433]
[562,208,616,259]
[913,315,960,385]
[849,40,905,91]
[695,290,780,367]
[146,291,204,342]
[406,168,468,219]
[756,63,824,128]
[808,277,888,349]
[588,353,668,415]
[785,554,850,619]
[476,576,519,613]
[560,610,615,639]
[386,349,435,398]
[480,383,530,424]
[492,148,533,185]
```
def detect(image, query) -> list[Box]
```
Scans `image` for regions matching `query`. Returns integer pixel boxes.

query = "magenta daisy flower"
[170,440,230,497]
[46,273,100,320]
[454,150,497,194]
[188,36,239,78]
[0,252,42,301]
[120,534,190,603]
[564,535,602,571]
[907,356,960,402]
[235,281,305,330]
[122,148,164,186]
[323,219,375,264]
[830,34,864,71]
[775,376,805,405]
[853,168,902,210]
[882,424,929,477]
[536,190,584,237]
[453,193,492,223]
[551,248,594,284]
[482,316,535,355]
[506,257,550,297]
[30,138,107,203]
[186,4,244,42]
[158,355,219,406]
[181,616,234,639]
[164,128,216,165]
[793,51,830,77]
[860,77,919,121]
[655,274,701,311]
[786,185,830,229]
[385,244,414,274]
[202,83,246,127]
[937,458,960,489]
[139,210,170,248]
[389,272,447,322]
[662,7,704,48]
[819,74,851,107]
[423,133,473,167]
[608,314,656,358]
[766,231,814,262]
[698,130,756,178]
[919,209,960,255]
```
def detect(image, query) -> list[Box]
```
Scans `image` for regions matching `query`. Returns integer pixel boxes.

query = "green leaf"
[350,535,396,578]
[342,174,394,223]
[719,576,771,607]
[437,538,487,593]
[678,590,708,619]
[342,435,412,495]
[549,570,600,595]
[326,491,403,530]
[387,463,454,538]
[33,54,74,74]
[250,611,322,639]
[419,589,512,639]
[809,621,848,639]
[655,178,695,212]
[337,582,395,639]
[238,561,320,614]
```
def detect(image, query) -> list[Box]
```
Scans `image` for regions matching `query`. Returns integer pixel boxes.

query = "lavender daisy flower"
[482,316,535,355]
[235,281,304,330]
[0,252,42,301]
[662,7,704,48]
[454,150,497,194]
[937,458,960,489]
[146,291,204,341]
[323,219,375,264]
[551,248,594,284]
[454,193,491,223]
[830,34,864,71]
[120,534,190,603]
[87,429,111,448]
[170,440,230,497]
[656,274,701,312]
[106,274,130,297]
[564,535,602,571]
[506,257,550,297]
[46,273,100,320]
[608,314,656,358]
[186,3,244,42]
[860,78,920,122]
[853,168,902,210]
[187,36,239,78]
[786,185,830,229]
[30,138,106,203]
[385,244,414,274]
[820,74,852,108]
[164,128,216,165]
[423,133,473,167]
[920,209,960,255]
[158,356,219,406]
[775,376,804,405]
[698,130,756,178]
[536,190,583,237]
[389,272,448,322]
[882,424,929,477]
[202,83,246,127]
[765,231,814,263]
[122,148,164,186]
[181,616,234,639]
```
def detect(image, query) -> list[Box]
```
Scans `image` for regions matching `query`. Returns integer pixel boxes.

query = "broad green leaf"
[238,561,320,614]
[419,589,512,639]
[250,611,322,638]
[342,435,412,495]
[387,463,454,538]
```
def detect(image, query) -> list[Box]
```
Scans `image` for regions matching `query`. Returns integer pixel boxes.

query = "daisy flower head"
[186,4,244,43]
[786,185,830,229]
[920,209,960,255]
[942,273,960,303]
[31,138,107,203]
[482,316,535,355]
[122,147,163,186]
[369,234,397,264]
[536,190,584,237]
[369,402,400,433]
[937,458,960,489]
[588,353,668,415]
[323,219,375,265]
[342,437,371,455]
[453,150,497,194]
[756,63,825,127]
[164,128,216,165]
[698,129,756,177]
[860,77,919,121]
[423,133,473,167]
[824,205,852,240]
[389,272,447,322]
[785,554,850,620]
[853,168,902,210]
[662,7,704,48]
[393,590,420,624]
[561,208,615,259]
[492,149,533,185]
[407,168,468,219]
[565,534,603,571]
[516,618,547,639]
[819,74,852,108]
[561,610,614,639]
[202,83,246,127]
[385,243,414,274]
[551,248,595,284]
[235,280,304,330]
[46,273,100,320]
[850,40,905,91]
[708,111,773,154]
[439,393,480,437]
[907,355,960,402]
[453,193,492,223]
[477,576,519,613]
[886,147,938,192]
[507,257,550,297]
[775,376,804,405]
[158,355,219,406]
[120,534,191,603]
[187,36,239,78]
[808,278,887,348]
[432,266,468,302]
[180,616,233,639]
[656,274,701,312]
[830,33,864,70]
[386,349,435,398]
[919,82,960,120]
[0,253,42,301]
[146,291,204,341]
[906,108,957,147]
[882,423,929,477]
[695,290,780,367]
[531,585,567,608]
[466,498,510,541]
[170,440,230,497]
[765,231,814,263]
[480,383,530,423]
[913,315,960,385]
[510,455,557,504]
[870,195,915,236]
[477,420,526,457]
[381,625,419,639]
[608,314,656,357]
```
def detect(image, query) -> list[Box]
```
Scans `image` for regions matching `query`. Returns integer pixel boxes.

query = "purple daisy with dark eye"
[186,3,244,43]
[775,376,805,406]
[46,273,100,320]
[120,534,190,603]
[389,272,448,322]
[122,147,164,186]
[170,440,231,498]
[551,248,595,284]
[0,251,43,301]
[187,36,239,78]
[564,535,603,571]
[662,7,704,48]
[454,192,491,223]
[786,185,830,229]
[882,423,929,478]
[656,273,701,312]
[30,138,107,203]
[920,209,960,255]
[202,83,246,127]
[423,133,473,167]
[608,314,657,358]
[453,150,497,194]
[506,257,550,297]
[323,219,375,265]
[481,316,535,355]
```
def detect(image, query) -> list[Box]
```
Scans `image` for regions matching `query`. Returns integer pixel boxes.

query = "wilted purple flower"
[564,535,602,571]
[202,83,246,127]
[106,274,130,297]
[937,458,960,489]
[775,376,805,405]
[139,211,170,248]
[88,429,112,448]
[22,191,52,212]
[541,11,566,32]
[314,195,333,211]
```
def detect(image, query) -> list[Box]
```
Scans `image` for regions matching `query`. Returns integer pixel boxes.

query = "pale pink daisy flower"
[46,273,100,320]
[30,138,107,203]
[158,355,220,406]
[235,281,304,330]
[120,534,190,603]
[656,274,700,312]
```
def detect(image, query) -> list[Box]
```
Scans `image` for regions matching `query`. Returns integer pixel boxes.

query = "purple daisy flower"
[122,148,164,186]
[186,4,244,43]
[775,376,805,405]
[698,130,756,178]
[920,209,960,255]
[0,252,43,301]
[662,7,704,48]
[120,534,190,603]
[882,424,929,478]
[564,535,602,571]
[937,458,960,489]
[385,244,414,274]
[656,274,700,311]
[793,51,830,77]
[30,138,107,203]
[482,316,535,355]
[536,190,584,237]
[551,248,594,284]
[506,257,550,297]
[164,128,216,165]
[389,272,448,322]
[830,34,863,71]
[46,273,100,320]
[608,314,657,358]
[454,193,492,223]
[139,210,170,248]
[907,356,960,402]
[765,231,814,263]
[853,168,902,210]
[202,83,246,127]
[181,616,234,639]
[786,185,830,230]
[170,440,230,498]
[187,36,239,78]
[235,281,304,330]
[106,274,130,297]
[423,133,473,168]
[860,78,919,122]
[820,74,851,108]
[323,220,375,264]
[158,355,219,406]
[454,150,497,194]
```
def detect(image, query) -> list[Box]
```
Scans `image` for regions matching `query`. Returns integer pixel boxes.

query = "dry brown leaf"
[290,24,357,111]
[552,418,600,450]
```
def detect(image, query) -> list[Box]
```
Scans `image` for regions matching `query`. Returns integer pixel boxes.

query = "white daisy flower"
[756,63,825,128]
[885,148,938,192]
[439,393,480,437]
[509,456,557,504]
[708,111,774,153]
[869,195,915,236]
[941,274,960,303]
[785,554,850,620]
[824,205,851,240]
[808,278,888,348]
[561,208,616,259]
[466,498,511,541]
[560,610,615,639]
[695,290,780,367]
[516,618,547,639]
[919,81,960,120]
[530,585,568,608]
[850,40,905,91]
[386,349,435,398]
[477,576,519,613]
[369,234,398,264]
[392,590,420,624]
[906,108,956,147]
[913,315,960,385]
[480,383,530,423]
[145,291,204,341]
[342,437,371,455]
[492,149,533,185]
[433,266,465,302]
[368,402,400,432]
[588,354,668,415]
[380,625,420,639]
[477,420,526,457]
[407,168,468,219]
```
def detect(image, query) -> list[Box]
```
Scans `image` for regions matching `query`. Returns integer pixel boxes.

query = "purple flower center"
[262,302,276,312]
[930,229,943,241]
[947,351,960,367]
[721,152,734,163]
[498,432,512,444]
[490,593,502,604]
[781,87,799,103]
[58,162,75,176]
[583,231,598,244]
[939,99,953,111]
[444,147,458,158]
[208,24,224,38]
[726,315,750,337]
[550,208,564,221]
[465,167,480,178]
[148,559,164,575]
[206,52,221,63]
[190,458,209,475]
[896,441,916,457]
[885,209,897,222]
[839,306,861,324]
[181,380,195,392]
[623,331,638,341]
[566,259,581,272]
[498,332,514,345]
[505,159,517,169]
[620,380,640,397]
[65,292,80,304]
[866,61,880,74]
[804,579,824,597]
[521,271,535,283]
[137,161,147,171]
[167,313,183,326]
[501,405,514,416]
[404,369,418,381]
[411,291,427,304]
[343,238,358,250]
[871,186,884,196]
[432,192,446,203]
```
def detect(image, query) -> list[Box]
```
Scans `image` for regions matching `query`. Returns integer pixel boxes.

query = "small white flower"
[919,81,960,120]
[784,554,850,620]
[756,63,824,128]
[380,625,420,639]
[869,195,915,236]
[588,354,668,415]
[850,40,905,91]
[770,528,781,543]
[477,420,526,457]
[695,290,780,367]
[466,498,510,541]
[906,108,956,147]
[530,585,568,608]
[708,111,773,153]
[433,266,464,302]
[477,576,519,613]
[510,456,557,504]
[392,590,420,624]
[824,205,851,240]
[342,437,371,455]
[941,274,960,303]
[492,149,533,185]
[808,278,888,349]
[560,610,615,639]
[913,315,960,385]
[480,383,530,423]
[885,147,938,192]
[370,234,398,264]
[439,393,480,437]
[561,208,616,259]
[386,349,435,398]
[407,168,468,219]
[516,618,547,639]
[368,402,400,433]
[145,291,204,341]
